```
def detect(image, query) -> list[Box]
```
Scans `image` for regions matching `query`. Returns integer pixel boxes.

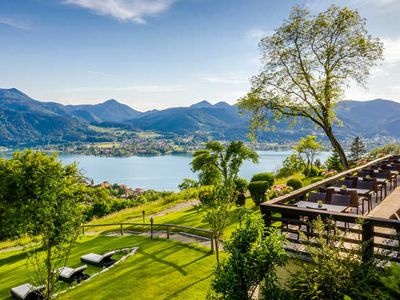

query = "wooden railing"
[260,155,400,262]
[81,221,215,252]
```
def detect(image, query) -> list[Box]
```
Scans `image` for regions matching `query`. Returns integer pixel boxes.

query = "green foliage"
[326,150,343,172]
[239,5,383,169]
[251,172,275,186]
[192,141,258,186]
[303,165,319,177]
[268,184,294,199]
[369,143,400,158]
[197,184,235,265]
[0,150,86,299]
[178,178,199,190]
[276,154,303,178]
[235,193,246,206]
[211,212,288,300]
[234,177,248,193]
[293,135,323,176]
[380,263,400,297]
[288,218,397,300]
[248,181,270,204]
[286,179,302,190]
[349,136,366,163]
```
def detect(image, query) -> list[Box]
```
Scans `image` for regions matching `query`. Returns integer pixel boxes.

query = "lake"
[0,151,331,191]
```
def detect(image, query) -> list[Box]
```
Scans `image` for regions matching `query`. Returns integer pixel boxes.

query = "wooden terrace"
[260,155,400,262]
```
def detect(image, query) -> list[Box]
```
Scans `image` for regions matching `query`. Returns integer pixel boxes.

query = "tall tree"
[192,141,258,264]
[239,5,383,170]
[293,135,323,175]
[349,136,366,163]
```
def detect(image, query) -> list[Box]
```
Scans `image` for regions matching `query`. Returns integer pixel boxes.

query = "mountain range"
[0,88,399,146]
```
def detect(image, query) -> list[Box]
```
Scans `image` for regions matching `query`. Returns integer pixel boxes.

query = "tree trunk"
[325,126,349,169]
[214,236,220,266]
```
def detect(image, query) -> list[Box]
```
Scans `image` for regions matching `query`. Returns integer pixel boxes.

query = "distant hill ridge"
[0,87,399,146]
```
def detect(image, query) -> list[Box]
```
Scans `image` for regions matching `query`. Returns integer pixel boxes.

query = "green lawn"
[0,235,215,300]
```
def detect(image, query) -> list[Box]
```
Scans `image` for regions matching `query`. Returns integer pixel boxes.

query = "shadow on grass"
[163,274,213,300]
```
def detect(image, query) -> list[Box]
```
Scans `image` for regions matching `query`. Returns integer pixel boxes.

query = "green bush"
[286,178,302,190]
[251,172,274,186]
[234,177,249,193]
[235,193,246,206]
[248,181,270,204]
[303,165,319,177]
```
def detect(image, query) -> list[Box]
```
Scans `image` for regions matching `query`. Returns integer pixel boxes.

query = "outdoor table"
[294,201,348,213]
[327,186,375,214]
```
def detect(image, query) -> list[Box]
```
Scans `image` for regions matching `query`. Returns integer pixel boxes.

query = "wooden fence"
[260,155,400,262]
[81,220,215,252]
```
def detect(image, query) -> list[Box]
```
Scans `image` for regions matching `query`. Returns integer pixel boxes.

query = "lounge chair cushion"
[80,251,117,266]
[56,265,88,282]
[10,283,44,300]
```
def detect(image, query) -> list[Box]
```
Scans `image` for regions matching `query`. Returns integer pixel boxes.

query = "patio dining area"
[261,155,400,262]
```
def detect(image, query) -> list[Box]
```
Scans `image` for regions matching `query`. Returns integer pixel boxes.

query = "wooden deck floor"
[369,186,400,219]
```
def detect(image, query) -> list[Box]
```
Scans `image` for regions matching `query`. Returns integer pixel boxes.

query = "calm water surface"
[1,151,330,191]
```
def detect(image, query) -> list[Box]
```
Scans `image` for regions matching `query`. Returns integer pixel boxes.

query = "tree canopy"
[239,5,383,169]
[293,135,323,175]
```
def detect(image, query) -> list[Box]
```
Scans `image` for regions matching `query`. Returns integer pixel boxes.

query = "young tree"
[349,136,366,163]
[211,212,287,299]
[192,141,259,185]
[326,150,343,172]
[293,135,323,175]
[239,5,383,170]
[9,151,86,299]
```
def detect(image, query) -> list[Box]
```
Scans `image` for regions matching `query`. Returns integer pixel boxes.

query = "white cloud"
[0,17,29,30]
[199,73,250,85]
[64,0,178,24]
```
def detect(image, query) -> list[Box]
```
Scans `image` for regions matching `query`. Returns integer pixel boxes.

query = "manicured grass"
[0,235,216,300]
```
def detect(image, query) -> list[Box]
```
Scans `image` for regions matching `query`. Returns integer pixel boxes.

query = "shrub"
[303,165,319,177]
[275,154,303,178]
[178,178,198,190]
[251,172,275,186]
[234,177,249,193]
[211,213,288,300]
[248,181,270,204]
[268,185,294,199]
[287,178,302,190]
[235,193,246,206]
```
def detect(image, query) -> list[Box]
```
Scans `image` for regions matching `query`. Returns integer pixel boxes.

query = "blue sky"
[0,0,400,111]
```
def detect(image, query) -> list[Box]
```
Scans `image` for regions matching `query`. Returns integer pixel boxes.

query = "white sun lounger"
[10,283,44,300]
[80,250,117,267]
[55,265,89,283]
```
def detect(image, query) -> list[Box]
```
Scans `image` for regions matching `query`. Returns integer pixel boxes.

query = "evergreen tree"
[326,150,343,172]
[349,136,366,163]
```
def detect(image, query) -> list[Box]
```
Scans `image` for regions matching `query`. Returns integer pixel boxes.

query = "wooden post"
[82,226,85,236]
[150,217,154,239]
[362,220,374,262]
[120,224,124,236]
[142,210,145,224]
[167,225,170,239]
[260,205,272,237]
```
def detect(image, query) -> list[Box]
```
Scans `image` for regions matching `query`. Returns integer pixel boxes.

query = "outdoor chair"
[336,180,354,189]
[344,175,358,187]
[330,194,351,207]
[55,265,90,283]
[80,250,117,267]
[373,171,394,193]
[357,180,377,212]
[10,283,44,300]
[308,192,327,203]
[358,170,373,178]
[339,189,365,215]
